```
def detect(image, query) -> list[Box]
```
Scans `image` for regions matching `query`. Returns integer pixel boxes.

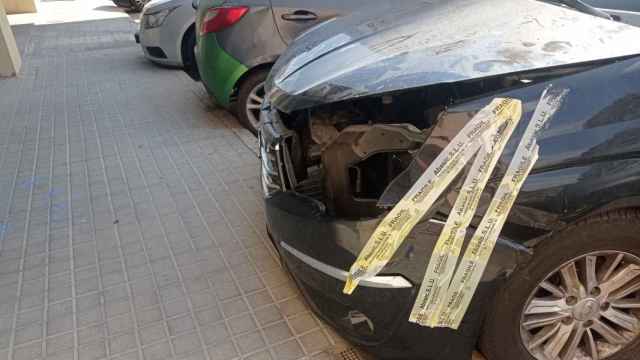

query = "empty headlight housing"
[259,133,282,198]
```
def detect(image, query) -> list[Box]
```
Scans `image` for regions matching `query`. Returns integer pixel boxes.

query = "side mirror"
[192,0,199,10]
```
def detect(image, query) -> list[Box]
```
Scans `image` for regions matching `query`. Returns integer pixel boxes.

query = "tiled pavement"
[0,3,353,360]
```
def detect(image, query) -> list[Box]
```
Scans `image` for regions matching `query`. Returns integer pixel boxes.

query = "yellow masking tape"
[409,102,523,327]
[434,87,569,329]
[343,98,523,295]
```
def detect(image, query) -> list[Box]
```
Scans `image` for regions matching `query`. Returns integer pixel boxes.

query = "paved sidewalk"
[0,2,350,360]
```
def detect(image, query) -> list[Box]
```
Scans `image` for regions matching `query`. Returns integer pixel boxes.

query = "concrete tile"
[288,313,319,335]
[273,339,306,359]
[201,322,230,345]
[142,340,172,360]
[167,314,194,336]
[163,297,189,318]
[254,305,283,327]
[139,322,166,345]
[244,350,273,360]
[235,330,265,355]
[263,321,293,345]
[299,330,332,354]
[46,331,75,355]
[207,340,238,360]
[109,330,137,355]
[78,339,107,360]
[171,331,201,355]
[195,306,222,326]
[220,298,248,318]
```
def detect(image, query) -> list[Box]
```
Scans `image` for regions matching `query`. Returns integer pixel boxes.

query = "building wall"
[0,0,21,77]
[3,0,37,14]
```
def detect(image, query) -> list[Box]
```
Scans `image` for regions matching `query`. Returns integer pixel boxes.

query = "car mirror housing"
[192,0,199,10]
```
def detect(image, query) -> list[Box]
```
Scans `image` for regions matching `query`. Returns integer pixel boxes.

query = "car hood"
[266,0,640,113]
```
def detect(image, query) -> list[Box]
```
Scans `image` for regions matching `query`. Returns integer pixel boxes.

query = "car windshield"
[538,0,612,19]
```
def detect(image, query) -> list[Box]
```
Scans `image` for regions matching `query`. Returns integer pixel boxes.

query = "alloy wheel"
[245,81,265,132]
[520,251,640,360]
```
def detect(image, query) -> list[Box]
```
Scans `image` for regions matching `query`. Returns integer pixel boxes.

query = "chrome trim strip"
[280,241,412,289]
[274,143,288,191]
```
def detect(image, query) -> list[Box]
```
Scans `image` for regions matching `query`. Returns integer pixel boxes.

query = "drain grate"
[336,348,363,360]
[330,346,486,360]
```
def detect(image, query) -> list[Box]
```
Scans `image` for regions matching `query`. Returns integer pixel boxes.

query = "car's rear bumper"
[195,34,247,108]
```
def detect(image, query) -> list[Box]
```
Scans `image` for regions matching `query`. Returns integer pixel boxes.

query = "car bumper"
[195,33,248,108]
[265,193,492,359]
[138,21,182,67]
[259,106,526,359]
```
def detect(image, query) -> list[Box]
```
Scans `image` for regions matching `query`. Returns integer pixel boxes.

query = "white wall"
[0,0,21,77]
[3,0,37,14]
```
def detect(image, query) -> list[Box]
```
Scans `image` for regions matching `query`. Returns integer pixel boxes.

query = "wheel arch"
[525,198,640,250]
[230,62,273,101]
[180,23,196,66]
[482,207,640,360]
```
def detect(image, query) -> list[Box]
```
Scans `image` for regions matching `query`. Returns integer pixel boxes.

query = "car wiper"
[540,0,613,20]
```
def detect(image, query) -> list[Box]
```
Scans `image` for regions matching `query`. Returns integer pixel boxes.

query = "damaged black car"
[259,0,640,359]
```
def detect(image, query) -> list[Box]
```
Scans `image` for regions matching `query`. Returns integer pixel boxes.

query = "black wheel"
[129,0,147,12]
[236,69,269,135]
[182,28,199,81]
[482,210,640,360]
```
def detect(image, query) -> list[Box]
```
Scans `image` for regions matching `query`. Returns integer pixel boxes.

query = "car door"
[583,0,640,26]
[270,0,373,44]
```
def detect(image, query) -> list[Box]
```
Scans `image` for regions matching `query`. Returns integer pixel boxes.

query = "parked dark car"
[259,0,640,359]
[584,0,640,26]
[113,0,149,12]
[194,0,389,134]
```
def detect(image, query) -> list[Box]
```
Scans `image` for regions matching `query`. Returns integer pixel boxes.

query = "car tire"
[236,69,269,135]
[182,28,199,81]
[481,210,640,360]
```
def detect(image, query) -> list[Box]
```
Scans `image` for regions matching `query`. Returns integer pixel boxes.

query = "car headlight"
[143,7,177,29]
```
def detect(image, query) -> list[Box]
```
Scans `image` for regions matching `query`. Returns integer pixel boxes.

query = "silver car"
[135,0,198,77]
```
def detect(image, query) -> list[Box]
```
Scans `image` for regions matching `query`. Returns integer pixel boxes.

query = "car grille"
[260,135,295,193]
[145,46,167,59]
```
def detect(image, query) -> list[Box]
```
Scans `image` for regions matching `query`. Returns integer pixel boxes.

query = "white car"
[135,0,198,77]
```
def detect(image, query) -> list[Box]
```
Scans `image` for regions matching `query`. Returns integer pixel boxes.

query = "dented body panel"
[266,0,640,113]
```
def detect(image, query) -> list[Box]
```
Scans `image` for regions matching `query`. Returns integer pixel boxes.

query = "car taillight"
[200,6,249,35]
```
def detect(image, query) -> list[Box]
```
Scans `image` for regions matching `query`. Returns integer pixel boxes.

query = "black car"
[259,0,640,359]
[584,0,640,26]
[112,0,149,12]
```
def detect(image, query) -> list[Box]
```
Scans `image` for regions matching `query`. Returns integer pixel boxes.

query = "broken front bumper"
[265,192,490,359]
[259,105,523,359]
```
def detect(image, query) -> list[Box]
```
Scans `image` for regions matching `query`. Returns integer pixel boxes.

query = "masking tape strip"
[343,98,523,295]
[433,87,569,329]
[408,102,523,327]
